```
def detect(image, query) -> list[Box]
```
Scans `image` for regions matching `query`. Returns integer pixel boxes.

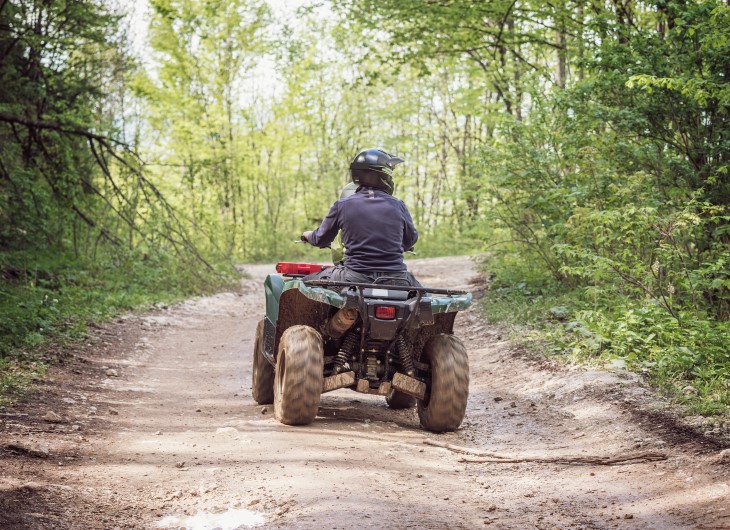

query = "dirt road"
[1,256,729,529]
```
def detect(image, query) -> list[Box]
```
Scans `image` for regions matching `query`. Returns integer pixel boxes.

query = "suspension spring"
[334,330,359,374]
[396,335,415,376]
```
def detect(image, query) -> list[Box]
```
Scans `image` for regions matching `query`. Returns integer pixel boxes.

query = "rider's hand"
[301,231,313,243]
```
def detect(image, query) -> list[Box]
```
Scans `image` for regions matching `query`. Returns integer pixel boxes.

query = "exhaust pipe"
[325,307,358,339]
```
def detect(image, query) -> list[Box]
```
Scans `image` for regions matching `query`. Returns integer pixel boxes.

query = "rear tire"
[385,389,416,409]
[274,325,324,425]
[252,319,274,405]
[417,334,469,432]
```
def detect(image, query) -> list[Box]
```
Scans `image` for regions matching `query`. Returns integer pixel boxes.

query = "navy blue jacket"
[309,187,418,272]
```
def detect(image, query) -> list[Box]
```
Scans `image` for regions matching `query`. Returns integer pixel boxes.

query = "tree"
[138,0,271,258]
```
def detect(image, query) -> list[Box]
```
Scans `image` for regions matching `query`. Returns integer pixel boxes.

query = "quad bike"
[252,262,472,432]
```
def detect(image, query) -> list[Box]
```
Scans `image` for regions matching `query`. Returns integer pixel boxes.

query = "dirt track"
[1,256,729,529]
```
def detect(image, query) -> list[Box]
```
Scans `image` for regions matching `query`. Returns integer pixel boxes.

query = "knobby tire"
[252,319,274,405]
[417,334,469,432]
[274,325,324,425]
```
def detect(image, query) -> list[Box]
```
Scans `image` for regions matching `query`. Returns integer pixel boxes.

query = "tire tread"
[252,319,274,404]
[417,334,469,432]
[274,325,324,425]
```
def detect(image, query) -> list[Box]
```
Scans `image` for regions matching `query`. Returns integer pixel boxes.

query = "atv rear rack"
[302,279,468,296]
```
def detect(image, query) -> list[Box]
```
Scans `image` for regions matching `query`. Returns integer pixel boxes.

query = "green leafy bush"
[475,1,730,417]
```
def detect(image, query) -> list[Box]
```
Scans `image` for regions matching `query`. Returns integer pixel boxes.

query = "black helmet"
[349,148,404,195]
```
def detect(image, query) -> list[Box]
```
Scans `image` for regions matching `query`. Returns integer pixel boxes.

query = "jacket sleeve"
[400,201,419,250]
[309,202,341,249]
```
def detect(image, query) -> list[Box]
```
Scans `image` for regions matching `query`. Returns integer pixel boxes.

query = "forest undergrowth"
[482,252,730,423]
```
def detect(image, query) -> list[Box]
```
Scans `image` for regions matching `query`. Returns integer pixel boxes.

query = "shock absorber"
[396,335,415,377]
[333,330,358,374]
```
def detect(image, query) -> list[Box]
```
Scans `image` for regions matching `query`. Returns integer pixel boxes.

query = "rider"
[301,148,419,286]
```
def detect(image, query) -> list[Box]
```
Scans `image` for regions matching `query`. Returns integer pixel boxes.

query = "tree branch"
[0,112,131,149]
[424,439,667,466]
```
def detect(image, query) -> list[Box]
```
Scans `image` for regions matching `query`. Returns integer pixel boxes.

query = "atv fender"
[263,275,344,364]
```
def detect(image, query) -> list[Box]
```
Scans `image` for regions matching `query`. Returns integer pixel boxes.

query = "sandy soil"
[1,256,729,530]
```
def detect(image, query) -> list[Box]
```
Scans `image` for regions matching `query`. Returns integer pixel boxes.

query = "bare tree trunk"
[508,18,523,121]
[557,8,567,89]
[577,3,585,81]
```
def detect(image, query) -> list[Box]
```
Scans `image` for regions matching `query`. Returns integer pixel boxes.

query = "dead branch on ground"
[424,439,667,466]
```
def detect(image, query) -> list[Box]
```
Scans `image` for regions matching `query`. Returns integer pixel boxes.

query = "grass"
[480,253,730,422]
[0,357,48,407]
[0,247,237,406]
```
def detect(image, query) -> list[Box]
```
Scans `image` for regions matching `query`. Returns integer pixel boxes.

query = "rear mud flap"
[391,372,427,401]
[321,371,356,393]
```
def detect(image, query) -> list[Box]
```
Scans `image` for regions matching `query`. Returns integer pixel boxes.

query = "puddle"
[157,508,265,529]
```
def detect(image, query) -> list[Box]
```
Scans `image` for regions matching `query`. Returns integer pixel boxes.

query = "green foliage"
[0,247,235,361]
[463,0,730,416]
[407,231,480,260]
[136,1,489,263]
[482,253,730,416]
[0,0,236,376]
[0,358,47,406]
[626,4,730,110]
[1,0,119,250]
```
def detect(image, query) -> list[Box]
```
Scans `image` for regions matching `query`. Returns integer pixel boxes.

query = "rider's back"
[336,187,417,272]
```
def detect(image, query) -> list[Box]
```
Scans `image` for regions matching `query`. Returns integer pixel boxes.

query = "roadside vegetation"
[0,249,233,404]
[1,0,728,417]
[465,2,730,419]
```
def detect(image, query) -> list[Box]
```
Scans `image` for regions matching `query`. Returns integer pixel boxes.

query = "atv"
[252,262,472,432]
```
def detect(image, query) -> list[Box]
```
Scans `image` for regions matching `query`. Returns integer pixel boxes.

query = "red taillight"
[276,262,331,275]
[375,306,396,320]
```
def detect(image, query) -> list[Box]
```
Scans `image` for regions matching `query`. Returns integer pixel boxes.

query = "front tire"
[417,334,469,432]
[252,319,274,405]
[274,325,324,425]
